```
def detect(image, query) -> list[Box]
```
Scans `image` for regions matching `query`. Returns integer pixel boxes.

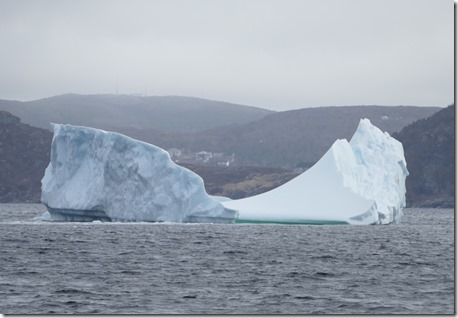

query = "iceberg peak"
[221,118,408,224]
[347,118,408,223]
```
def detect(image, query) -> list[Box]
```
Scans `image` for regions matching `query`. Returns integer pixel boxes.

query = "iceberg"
[41,124,237,223]
[222,119,408,224]
[40,118,408,225]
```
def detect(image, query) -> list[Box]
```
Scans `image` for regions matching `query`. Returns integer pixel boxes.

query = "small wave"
[294,295,315,300]
[223,250,247,254]
[368,305,410,313]
[119,270,142,275]
[311,255,336,259]
[313,272,335,277]
[55,288,94,295]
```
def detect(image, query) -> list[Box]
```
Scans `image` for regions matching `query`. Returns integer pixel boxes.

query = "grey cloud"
[0,0,453,110]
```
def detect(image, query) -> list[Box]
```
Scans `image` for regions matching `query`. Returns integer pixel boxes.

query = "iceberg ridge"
[41,124,237,223]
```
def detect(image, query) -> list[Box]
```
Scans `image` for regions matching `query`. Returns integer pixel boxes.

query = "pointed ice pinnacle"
[222,119,408,224]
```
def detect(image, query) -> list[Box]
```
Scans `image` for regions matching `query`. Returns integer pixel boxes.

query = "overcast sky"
[0,0,453,110]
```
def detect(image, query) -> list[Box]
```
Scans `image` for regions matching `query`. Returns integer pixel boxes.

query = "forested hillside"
[123,105,439,168]
[0,104,452,208]
[0,111,52,202]
[393,105,455,207]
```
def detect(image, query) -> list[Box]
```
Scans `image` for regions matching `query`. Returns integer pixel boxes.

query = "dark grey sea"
[0,203,454,314]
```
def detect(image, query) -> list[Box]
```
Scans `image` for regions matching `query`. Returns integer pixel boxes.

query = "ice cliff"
[41,124,237,223]
[41,119,408,225]
[222,119,408,224]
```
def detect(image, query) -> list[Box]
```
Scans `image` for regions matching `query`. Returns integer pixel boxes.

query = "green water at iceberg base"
[234,219,349,225]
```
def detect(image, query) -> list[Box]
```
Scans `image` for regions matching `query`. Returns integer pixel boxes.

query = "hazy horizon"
[0,0,453,111]
[0,92,449,112]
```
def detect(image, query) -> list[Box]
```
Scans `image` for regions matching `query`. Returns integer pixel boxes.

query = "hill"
[0,94,438,169]
[120,105,440,168]
[0,104,448,206]
[0,94,273,133]
[0,111,52,202]
[393,105,455,207]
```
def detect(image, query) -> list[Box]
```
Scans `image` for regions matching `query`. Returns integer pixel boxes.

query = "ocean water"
[0,203,454,314]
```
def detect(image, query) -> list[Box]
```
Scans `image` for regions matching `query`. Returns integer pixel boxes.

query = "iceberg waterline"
[40,119,408,225]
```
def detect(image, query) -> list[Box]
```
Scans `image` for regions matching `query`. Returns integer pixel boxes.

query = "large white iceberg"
[41,119,408,225]
[222,119,408,224]
[41,124,237,223]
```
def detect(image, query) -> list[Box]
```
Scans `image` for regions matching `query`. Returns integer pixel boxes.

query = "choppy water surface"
[0,204,454,314]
